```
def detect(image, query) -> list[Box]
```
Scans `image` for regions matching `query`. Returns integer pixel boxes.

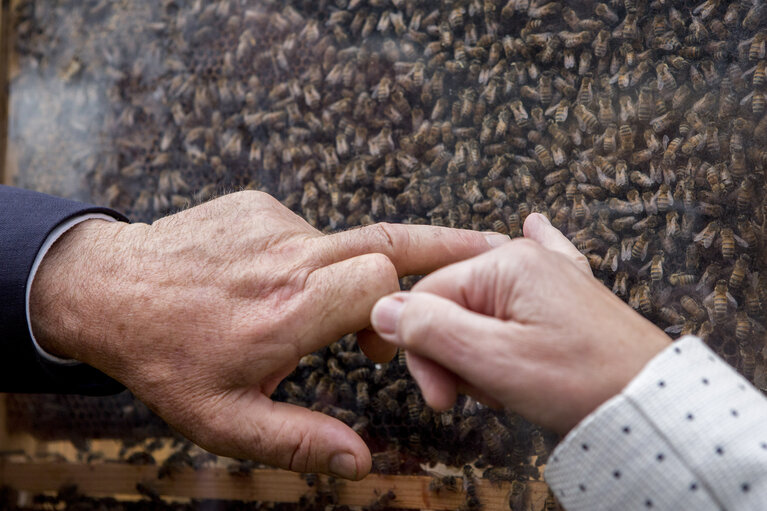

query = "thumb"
[371,292,513,398]
[523,213,592,275]
[201,392,371,480]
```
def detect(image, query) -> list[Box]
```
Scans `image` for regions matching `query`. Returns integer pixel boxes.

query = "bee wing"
[693,227,714,248]
[608,254,618,272]
[664,324,685,334]
[751,317,767,335]
[726,292,739,309]
[734,233,750,248]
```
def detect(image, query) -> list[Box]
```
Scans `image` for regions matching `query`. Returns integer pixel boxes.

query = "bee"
[572,193,589,221]
[737,216,759,249]
[719,227,745,260]
[509,100,529,127]
[591,27,611,60]
[681,295,707,322]
[573,104,599,133]
[429,475,458,494]
[730,254,751,290]
[506,479,528,510]
[706,280,736,324]
[611,271,628,296]
[649,253,664,283]
[630,170,655,189]
[694,220,721,248]
[461,465,481,511]
[597,245,618,272]
[528,1,562,19]
[632,231,651,261]
[659,306,685,327]
[656,63,677,92]
[534,144,555,170]
[366,489,397,511]
[577,73,595,104]
[737,176,757,211]
[634,85,654,123]
[635,282,653,315]
[618,124,634,154]
[745,276,764,318]
[654,184,673,212]
[594,94,615,130]
[539,72,553,105]
[735,312,754,344]
[669,273,697,286]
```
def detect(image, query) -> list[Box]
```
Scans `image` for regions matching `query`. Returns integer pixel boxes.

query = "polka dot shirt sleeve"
[544,335,767,511]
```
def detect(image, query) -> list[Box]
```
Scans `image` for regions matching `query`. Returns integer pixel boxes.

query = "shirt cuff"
[25,213,118,365]
[544,335,767,510]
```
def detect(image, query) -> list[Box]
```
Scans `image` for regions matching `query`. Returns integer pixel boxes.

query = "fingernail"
[371,294,407,340]
[535,213,551,226]
[484,232,511,248]
[329,452,358,479]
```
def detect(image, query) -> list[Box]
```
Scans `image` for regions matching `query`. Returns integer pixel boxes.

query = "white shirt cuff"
[25,213,118,365]
[545,335,767,510]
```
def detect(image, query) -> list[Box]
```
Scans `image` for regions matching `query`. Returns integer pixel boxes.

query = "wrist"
[29,219,143,368]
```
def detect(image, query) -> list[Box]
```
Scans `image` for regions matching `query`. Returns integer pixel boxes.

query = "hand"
[29,190,508,478]
[370,213,671,435]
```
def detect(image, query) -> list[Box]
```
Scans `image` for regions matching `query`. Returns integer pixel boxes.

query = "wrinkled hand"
[30,190,508,478]
[371,213,670,435]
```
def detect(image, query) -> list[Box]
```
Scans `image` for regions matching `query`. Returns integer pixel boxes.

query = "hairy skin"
[30,190,508,479]
[372,213,671,436]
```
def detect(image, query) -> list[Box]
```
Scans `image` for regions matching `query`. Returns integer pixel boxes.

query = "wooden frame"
[0,461,550,510]
[0,434,554,509]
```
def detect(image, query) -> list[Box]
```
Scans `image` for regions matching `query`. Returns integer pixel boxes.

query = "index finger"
[315,223,510,276]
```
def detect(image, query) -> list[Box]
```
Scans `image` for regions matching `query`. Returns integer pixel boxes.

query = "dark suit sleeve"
[1,185,127,394]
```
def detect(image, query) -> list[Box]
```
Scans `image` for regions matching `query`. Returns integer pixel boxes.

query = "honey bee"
[538,72,553,105]
[573,104,599,133]
[509,100,529,127]
[730,254,751,290]
[737,176,757,211]
[692,220,720,249]
[572,193,589,221]
[629,170,655,189]
[680,295,706,322]
[632,231,651,261]
[737,216,759,249]
[635,282,653,315]
[647,252,664,283]
[656,63,677,92]
[706,280,737,324]
[669,273,696,286]
[659,306,685,328]
[534,144,555,170]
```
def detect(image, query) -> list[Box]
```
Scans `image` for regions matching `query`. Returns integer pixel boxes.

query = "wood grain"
[0,461,551,510]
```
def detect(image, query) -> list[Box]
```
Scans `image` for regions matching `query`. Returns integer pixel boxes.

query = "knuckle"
[287,424,314,472]
[364,252,398,281]
[370,222,401,253]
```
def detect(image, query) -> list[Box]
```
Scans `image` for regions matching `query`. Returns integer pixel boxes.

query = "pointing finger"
[316,223,510,276]
[356,327,397,363]
[405,351,459,411]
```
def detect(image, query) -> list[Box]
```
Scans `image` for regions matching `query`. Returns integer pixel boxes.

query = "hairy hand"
[371,213,670,435]
[30,190,508,478]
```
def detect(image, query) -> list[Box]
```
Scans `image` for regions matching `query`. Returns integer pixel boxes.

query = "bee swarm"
[8,0,767,508]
